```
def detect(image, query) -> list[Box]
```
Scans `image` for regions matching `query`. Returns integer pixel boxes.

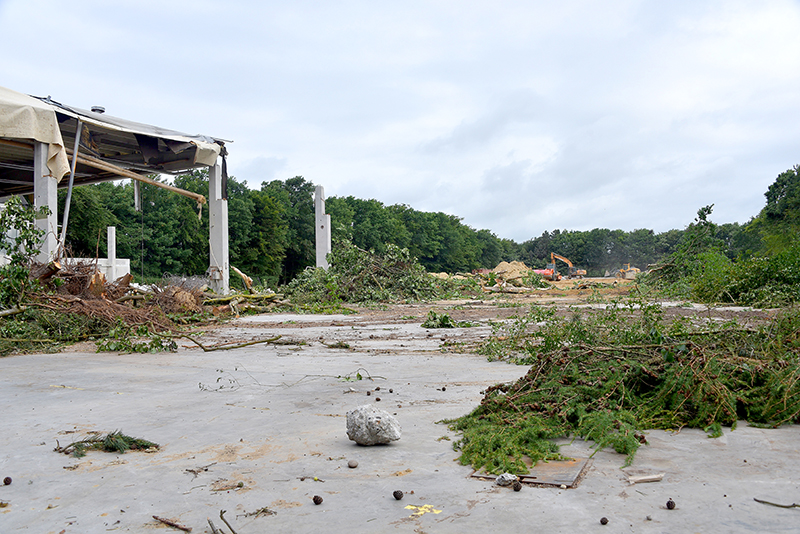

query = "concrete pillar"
[107,226,116,282]
[33,142,57,263]
[315,185,331,269]
[208,161,230,294]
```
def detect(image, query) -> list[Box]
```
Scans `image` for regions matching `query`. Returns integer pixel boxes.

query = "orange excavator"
[550,253,587,279]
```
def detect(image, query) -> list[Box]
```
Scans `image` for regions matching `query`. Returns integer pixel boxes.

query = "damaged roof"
[0,85,228,197]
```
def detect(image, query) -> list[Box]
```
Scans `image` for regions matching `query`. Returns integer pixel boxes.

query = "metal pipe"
[59,118,82,254]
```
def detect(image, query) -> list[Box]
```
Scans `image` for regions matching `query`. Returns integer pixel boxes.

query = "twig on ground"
[754,498,800,509]
[220,510,238,534]
[152,515,192,532]
[206,518,221,534]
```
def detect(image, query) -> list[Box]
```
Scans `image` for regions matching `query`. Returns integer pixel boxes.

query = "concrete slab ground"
[1,309,799,533]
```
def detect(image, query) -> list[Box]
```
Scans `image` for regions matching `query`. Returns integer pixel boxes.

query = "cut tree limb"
[231,266,254,293]
[30,260,62,281]
[0,306,27,318]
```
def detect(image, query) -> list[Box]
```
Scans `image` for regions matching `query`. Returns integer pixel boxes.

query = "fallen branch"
[754,498,800,509]
[207,518,222,534]
[115,294,147,304]
[204,293,279,305]
[55,430,159,457]
[1,336,56,344]
[231,266,254,294]
[220,510,238,534]
[0,306,27,318]
[152,515,192,532]
[163,333,282,352]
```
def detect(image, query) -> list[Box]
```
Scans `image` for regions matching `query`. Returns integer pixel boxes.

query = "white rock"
[346,405,401,446]
[496,473,518,486]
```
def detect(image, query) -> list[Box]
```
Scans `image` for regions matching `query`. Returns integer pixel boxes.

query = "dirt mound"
[492,261,532,286]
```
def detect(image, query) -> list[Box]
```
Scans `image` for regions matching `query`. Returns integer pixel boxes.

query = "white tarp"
[0,85,70,180]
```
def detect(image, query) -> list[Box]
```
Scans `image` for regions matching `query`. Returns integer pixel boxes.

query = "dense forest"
[58,165,799,288]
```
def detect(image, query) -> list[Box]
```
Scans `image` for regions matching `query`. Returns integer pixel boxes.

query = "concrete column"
[315,185,331,269]
[208,162,229,294]
[33,142,57,263]
[107,226,116,282]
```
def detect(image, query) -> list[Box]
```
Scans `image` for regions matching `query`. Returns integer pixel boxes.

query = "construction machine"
[615,263,641,280]
[550,253,587,279]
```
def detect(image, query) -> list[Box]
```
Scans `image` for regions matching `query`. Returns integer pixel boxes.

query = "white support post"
[208,162,230,294]
[34,142,57,263]
[315,185,331,269]
[107,226,116,282]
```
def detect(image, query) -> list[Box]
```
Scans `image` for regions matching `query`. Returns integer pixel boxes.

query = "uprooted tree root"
[447,300,800,474]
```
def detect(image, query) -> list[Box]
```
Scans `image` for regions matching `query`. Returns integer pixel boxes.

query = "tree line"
[58,165,798,286]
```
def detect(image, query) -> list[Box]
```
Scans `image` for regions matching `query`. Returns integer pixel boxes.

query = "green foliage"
[262,176,316,283]
[95,320,177,353]
[284,240,461,305]
[0,197,49,308]
[763,165,800,224]
[60,430,159,458]
[689,251,735,302]
[450,300,800,473]
[0,308,108,356]
[643,208,800,307]
[723,244,800,306]
[0,196,49,265]
[421,310,473,328]
[521,269,547,288]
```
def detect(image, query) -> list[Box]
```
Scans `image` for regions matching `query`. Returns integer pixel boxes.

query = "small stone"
[375,386,381,391]
[495,473,518,487]
[512,480,522,492]
[441,386,446,391]
[237,481,244,488]
[600,517,609,525]
[389,389,393,393]
[646,515,652,521]
[2,477,10,486]
[348,460,358,469]
[666,498,676,510]
[375,397,381,401]
[393,490,404,500]
[366,391,371,396]
[313,495,323,505]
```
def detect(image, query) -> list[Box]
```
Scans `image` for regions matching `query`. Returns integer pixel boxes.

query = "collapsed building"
[0,85,232,293]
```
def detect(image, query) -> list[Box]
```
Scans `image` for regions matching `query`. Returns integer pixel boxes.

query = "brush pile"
[449,298,800,473]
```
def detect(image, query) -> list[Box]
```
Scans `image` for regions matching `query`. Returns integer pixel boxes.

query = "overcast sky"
[2,0,799,242]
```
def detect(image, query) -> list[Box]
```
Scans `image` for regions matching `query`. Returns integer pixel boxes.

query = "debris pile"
[491,261,535,287]
[449,299,800,474]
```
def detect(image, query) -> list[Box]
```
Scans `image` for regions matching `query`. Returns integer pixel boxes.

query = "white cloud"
[1,0,798,243]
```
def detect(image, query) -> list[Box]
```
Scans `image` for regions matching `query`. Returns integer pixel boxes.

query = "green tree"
[263,176,316,283]
[236,189,287,287]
